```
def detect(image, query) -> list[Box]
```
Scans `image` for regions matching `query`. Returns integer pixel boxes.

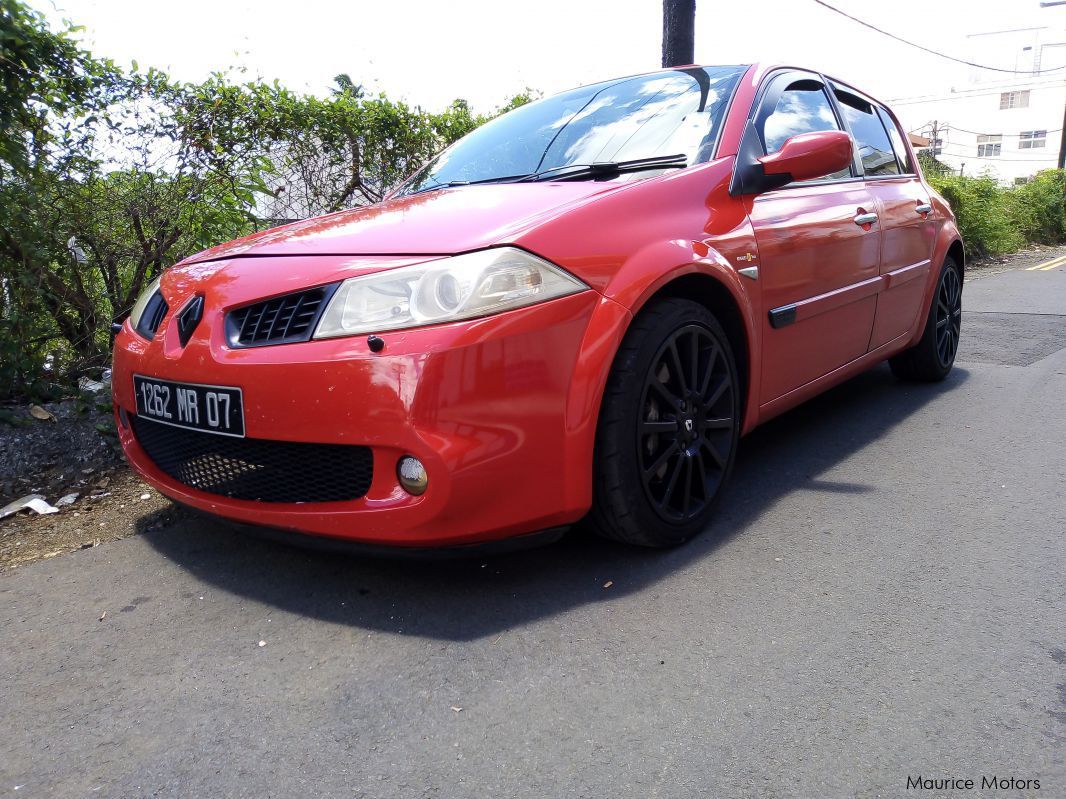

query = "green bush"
[926,172,1025,257]
[925,165,1066,258]
[1010,169,1066,245]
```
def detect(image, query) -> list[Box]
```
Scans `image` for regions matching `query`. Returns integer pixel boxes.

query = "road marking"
[1026,255,1066,271]
[1039,261,1064,271]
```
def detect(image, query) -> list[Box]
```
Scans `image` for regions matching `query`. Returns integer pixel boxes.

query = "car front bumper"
[113,288,629,547]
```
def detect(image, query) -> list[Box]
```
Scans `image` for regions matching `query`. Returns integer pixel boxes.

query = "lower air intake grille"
[130,415,373,503]
[227,285,335,347]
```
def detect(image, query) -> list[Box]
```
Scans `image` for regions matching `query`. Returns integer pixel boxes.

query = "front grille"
[226,285,336,347]
[136,292,169,340]
[130,415,373,503]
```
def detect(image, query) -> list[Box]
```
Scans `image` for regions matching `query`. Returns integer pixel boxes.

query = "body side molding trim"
[768,305,796,328]
[768,274,883,330]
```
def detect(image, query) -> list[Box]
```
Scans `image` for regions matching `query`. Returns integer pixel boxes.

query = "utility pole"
[662,0,696,67]
[1057,102,1066,169]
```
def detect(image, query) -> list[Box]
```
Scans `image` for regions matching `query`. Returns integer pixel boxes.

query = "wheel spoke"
[668,341,688,395]
[644,441,679,477]
[698,343,719,397]
[661,452,686,505]
[680,456,693,515]
[641,419,679,435]
[704,375,729,407]
[704,415,733,430]
[688,332,700,394]
[701,436,726,469]
[694,449,710,501]
[648,379,680,410]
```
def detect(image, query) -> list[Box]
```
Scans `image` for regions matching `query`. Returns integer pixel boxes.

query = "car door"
[746,72,882,403]
[832,83,937,349]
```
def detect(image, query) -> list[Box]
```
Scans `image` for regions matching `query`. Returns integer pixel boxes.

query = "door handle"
[853,212,878,226]
[915,203,933,215]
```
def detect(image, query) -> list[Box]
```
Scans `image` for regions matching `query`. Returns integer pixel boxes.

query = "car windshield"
[395,65,747,196]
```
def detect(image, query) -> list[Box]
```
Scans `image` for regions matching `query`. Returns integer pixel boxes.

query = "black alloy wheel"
[589,298,740,547]
[639,324,735,523]
[889,257,963,382]
[935,263,962,368]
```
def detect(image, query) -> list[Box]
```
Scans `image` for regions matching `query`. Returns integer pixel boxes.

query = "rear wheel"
[889,257,962,382]
[588,298,740,547]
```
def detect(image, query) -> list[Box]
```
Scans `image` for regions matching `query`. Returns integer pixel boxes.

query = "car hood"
[179,181,627,265]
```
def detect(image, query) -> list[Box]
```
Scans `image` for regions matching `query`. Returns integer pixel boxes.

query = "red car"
[113,63,963,550]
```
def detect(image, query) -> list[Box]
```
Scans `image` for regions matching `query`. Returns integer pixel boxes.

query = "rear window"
[834,88,900,176]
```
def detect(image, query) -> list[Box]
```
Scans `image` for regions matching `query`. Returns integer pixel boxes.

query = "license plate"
[134,375,245,437]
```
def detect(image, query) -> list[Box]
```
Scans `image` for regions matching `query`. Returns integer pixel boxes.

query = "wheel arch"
[947,238,965,277]
[640,273,753,432]
[558,247,762,519]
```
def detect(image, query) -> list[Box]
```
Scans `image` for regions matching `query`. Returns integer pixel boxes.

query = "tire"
[588,298,741,547]
[889,257,963,382]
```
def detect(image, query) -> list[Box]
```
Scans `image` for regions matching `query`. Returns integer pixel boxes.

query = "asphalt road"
[2,261,1065,799]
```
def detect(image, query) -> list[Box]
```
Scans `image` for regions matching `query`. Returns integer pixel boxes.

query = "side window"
[760,79,850,181]
[878,107,914,173]
[834,89,900,176]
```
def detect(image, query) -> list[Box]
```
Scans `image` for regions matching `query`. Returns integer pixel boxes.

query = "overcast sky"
[34,0,1066,113]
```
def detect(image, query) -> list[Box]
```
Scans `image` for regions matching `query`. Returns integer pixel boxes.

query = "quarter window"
[834,89,900,176]
[999,91,1030,110]
[878,107,914,173]
[977,134,1002,157]
[1019,130,1047,149]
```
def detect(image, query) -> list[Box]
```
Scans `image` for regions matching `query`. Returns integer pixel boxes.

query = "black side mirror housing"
[728,121,792,197]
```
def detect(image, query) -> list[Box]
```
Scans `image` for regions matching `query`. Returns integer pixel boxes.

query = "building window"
[977,134,1002,157]
[1019,130,1047,149]
[999,90,1030,110]
[1014,176,1032,185]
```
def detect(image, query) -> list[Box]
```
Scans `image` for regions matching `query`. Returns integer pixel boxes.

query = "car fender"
[557,237,762,513]
[604,237,762,435]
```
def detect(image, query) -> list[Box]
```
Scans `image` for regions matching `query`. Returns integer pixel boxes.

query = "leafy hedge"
[923,160,1066,257]
[0,0,532,401]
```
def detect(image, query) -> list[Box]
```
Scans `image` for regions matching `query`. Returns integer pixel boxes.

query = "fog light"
[397,456,428,495]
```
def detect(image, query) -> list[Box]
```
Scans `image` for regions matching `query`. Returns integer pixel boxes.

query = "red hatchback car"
[113,63,963,550]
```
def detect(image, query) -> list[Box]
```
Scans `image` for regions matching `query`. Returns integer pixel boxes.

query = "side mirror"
[729,123,854,196]
[758,130,853,183]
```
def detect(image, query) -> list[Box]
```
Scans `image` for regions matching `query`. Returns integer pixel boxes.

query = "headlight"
[128,276,162,331]
[313,247,587,339]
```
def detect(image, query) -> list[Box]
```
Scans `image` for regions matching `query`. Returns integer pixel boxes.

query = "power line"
[942,123,1063,136]
[908,120,1063,137]
[931,146,1060,162]
[811,0,1066,75]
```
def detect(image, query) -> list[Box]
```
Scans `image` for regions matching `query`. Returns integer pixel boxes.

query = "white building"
[891,26,1066,184]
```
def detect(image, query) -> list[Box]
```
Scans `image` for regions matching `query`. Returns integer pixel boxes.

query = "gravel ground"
[0,397,120,505]
[0,394,173,570]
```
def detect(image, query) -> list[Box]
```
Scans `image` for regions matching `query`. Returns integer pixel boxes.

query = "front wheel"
[889,257,963,382]
[588,298,740,547]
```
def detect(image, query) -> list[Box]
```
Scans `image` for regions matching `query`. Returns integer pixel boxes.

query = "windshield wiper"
[406,154,689,196]
[519,154,689,183]
[407,173,534,196]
